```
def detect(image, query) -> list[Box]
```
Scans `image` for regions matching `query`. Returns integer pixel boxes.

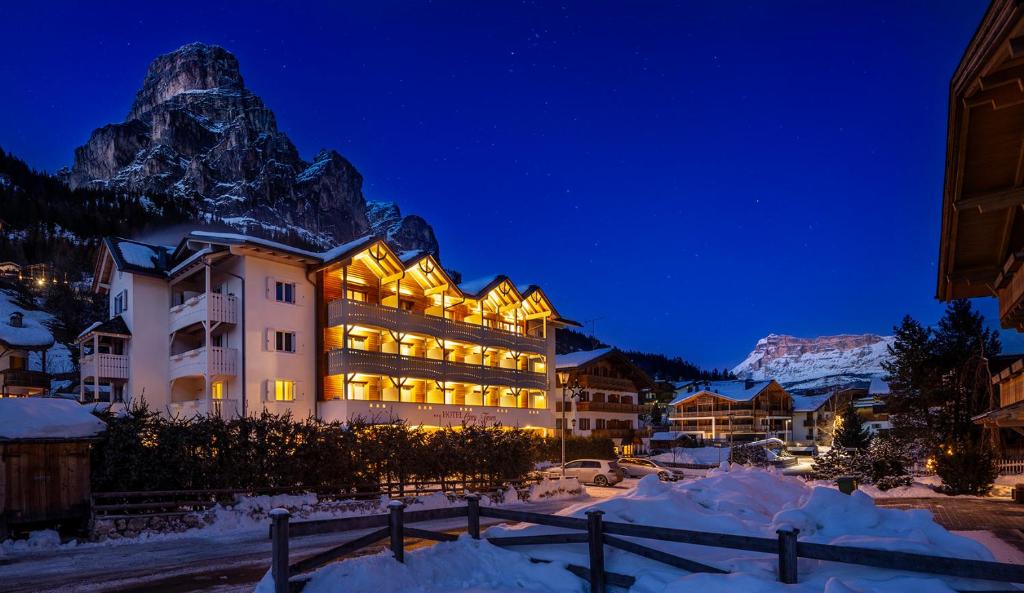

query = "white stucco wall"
[112,271,170,408]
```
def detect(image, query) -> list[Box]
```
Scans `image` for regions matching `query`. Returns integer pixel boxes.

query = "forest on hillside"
[555,328,731,382]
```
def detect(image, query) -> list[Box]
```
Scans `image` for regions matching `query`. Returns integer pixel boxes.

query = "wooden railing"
[327,298,548,355]
[267,497,1024,593]
[327,348,548,390]
[80,353,129,380]
[169,293,238,332]
[0,368,48,389]
[556,401,638,413]
[577,374,637,392]
[997,457,1024,475]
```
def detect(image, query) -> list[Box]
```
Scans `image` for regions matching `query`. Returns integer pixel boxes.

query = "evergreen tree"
[833,402,871,450]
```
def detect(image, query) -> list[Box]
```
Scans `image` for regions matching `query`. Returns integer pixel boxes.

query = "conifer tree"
[833,402,871,450]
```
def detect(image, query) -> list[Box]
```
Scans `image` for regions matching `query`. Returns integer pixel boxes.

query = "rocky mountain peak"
[63,42,438,256]
[128,43,245,121]
[732,333,893,392]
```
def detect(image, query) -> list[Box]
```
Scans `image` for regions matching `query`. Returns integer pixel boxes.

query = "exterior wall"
[1001,373,1024,408]
[239,255,317,419]
[791,411,813,442]
[120,273,170,408]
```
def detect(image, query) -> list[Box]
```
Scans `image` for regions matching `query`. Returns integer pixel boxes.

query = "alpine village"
[2,2,1024,593]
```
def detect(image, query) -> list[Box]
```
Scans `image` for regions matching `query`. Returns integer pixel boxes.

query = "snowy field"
[273,466,1016,593]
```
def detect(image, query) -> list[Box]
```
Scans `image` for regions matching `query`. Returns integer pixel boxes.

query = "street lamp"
[556,371,581,474]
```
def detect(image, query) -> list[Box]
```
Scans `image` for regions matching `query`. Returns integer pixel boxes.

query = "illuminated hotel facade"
[80,231,573,434]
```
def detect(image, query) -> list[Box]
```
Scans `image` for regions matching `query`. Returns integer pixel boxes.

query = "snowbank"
[520,477,584,502]
[0,398,106,439]
[483,466,996,593]
[652,447,730,465]
[255,536,586,593]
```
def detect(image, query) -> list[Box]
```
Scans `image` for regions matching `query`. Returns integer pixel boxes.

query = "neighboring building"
[553,348,654,446]
[0,262,20,280]
[668,379,793,441]
[935,1,1024,443]
[790,388,859,446]
[80,231,574,432]
[0,299,53,397]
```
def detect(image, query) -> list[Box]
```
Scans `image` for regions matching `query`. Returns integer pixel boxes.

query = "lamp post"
[556,371,580,474]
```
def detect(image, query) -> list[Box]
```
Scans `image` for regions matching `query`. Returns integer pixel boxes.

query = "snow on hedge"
[0,398,106,440]
[268,467,992,593]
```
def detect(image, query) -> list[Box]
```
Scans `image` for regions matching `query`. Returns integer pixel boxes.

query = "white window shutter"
[294,380,303,401]
[265,328,274,352]
[265,276,273,300]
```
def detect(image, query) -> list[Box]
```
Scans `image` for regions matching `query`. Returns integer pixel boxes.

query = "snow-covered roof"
[458,275,505,297]
[670,380,775,405]
[555,347,614,369]
[0,290,55,350]
[398,249,426,264]
[650,431,692,441]
[0,398,106,440]
[188,231,325,260]
[76,316,130,342]
[792,392,835,412]
[868,376,890,395]
[106,237,174,276]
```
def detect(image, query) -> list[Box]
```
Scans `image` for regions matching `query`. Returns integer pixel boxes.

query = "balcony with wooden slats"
[326,348,548,390]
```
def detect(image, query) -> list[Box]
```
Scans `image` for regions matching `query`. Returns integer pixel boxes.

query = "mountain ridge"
[731,333,893,392]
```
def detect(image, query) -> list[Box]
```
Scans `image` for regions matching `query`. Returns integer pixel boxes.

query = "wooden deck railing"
[327,348,548,390]
[267,497,1024,593]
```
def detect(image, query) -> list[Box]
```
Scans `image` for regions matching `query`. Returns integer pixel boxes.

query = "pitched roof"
[458,275,507,298]
[792,392,835,412]
[555,347,615,369]
[77,315,130,341]
[105,237,174,277]
[868,376,890,395]
[670,380,777,405]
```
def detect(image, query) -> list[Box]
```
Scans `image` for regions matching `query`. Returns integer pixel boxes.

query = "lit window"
[212,381,224,400]
[274,380,295,401]
[348,335,367,350]
[275,331,296,353]
[347,381,366,400]
[275,281,296,304]
[346,288,367,302]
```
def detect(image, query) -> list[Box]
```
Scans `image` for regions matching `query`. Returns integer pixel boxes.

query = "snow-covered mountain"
[731,333,893,392]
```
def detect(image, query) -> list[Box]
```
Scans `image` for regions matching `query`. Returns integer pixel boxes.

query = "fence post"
[466,494,480,540]
[586,510,605,593]
[389,500,406,563]
[777,528,799,584]
[270,508,290,593]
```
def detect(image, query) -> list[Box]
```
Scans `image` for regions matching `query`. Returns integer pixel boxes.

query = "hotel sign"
[432,409,499,425]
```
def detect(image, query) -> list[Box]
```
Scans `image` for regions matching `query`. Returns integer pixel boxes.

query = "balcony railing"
[556,401,638,414]
[81,353,129,380]
[576,375,638,392]
[1,369,49,389]
[327,299,547,355]
[669,408,757,419]
[591,428,635,438]
[170,293,239,333]
[327,348,548,390]
[169,347,238,380]
[169,398,241,419]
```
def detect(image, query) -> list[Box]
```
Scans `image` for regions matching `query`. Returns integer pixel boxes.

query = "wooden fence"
[996,458,1024,475]
[267,498,1024,593]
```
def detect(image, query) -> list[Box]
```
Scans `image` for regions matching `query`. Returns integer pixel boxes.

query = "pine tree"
[834,402,870,450]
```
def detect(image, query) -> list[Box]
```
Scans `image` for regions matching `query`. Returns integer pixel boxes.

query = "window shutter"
[265,328,274,351]
[294,380,304,401]
[263,379,271,402]
[265,276,273,300]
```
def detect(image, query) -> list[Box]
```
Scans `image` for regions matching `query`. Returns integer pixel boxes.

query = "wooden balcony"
[577,375,637,393]
[327,348,548,390]
[170,293,238,333]
[169,347,237,381]
[669,408,757,420]
[556,401,638,414]
[327,299,547,355]
[80,353,129,380]
[1,369,48,390]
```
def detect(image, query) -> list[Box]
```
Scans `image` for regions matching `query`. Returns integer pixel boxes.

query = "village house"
[553,348,654,448]
[936,0,1024,450]
[667,379,793,442]
[79,231,576,432]
[0,301,53,398]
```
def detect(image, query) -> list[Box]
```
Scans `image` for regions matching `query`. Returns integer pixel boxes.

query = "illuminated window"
[348,335,367,350]
[211,381,224,400]
[346,288,367,302]
[274,380,295,401]
[347,381,366,400]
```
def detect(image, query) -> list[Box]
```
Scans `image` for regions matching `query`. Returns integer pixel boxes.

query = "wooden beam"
[998,205,1019,265]
[424,284,449,296]
[956,186,1024,214]
[381,271,405,285]
[524,311,551,321]
[980,62,1024,90]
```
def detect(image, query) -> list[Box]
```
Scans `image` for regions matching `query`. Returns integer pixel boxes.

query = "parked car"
[617,457,685,481]
[543,459,624,486]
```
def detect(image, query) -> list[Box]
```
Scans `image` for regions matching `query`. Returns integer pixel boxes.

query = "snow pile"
[0,530,67,554]
[483,467,995,593]
[0,398,106,440]
[255,536,586,593]
[520,477,585,502]
[652,447,730,465]
[0,289,54,348]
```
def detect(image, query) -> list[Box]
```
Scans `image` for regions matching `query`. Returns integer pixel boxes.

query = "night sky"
[1,1,1005,369]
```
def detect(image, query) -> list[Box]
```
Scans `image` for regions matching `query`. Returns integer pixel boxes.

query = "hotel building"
[668,379,793,441]
[78,231,573,433]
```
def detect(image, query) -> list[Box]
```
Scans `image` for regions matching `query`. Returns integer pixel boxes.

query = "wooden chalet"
[668,379,793,442]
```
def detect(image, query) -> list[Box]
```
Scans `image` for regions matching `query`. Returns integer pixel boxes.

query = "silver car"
[617,457,684,481]
[544,459,624,486]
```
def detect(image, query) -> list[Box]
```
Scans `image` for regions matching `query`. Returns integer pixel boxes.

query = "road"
[0,483,632,593]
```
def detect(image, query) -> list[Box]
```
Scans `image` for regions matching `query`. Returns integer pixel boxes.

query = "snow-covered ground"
[283,466,1010,593]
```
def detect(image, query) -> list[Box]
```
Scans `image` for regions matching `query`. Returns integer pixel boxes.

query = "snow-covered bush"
[729,443,770,467]
[812,436,913,491]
